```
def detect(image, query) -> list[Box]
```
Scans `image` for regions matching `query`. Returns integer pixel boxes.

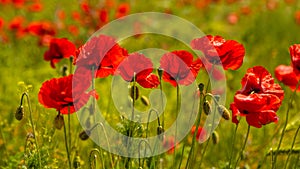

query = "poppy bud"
[130,85,139,100]
[212,131,219,145]
[53,114,64,130]
[157,126,164,141]
[157,68,163,78]
[62,65,68,76]
[15,105,24,121]
[140,95,150,106]
[79,130,91,140]
[203,101,211,115]
[217,105,230,120]
[198,83,204,92]
[73,155,81,168]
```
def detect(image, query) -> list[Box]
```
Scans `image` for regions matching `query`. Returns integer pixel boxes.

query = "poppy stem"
[67,106,72,167]
[69,56,73,74]
[63,113,72,168]
[22,92,41,168]
[228,123,239,169]
[272,80,300,168]
[234,124,251,169]
[89,148,105,169]
[185,89,204,169]
[283,124,300,169]
[173,85,180,168]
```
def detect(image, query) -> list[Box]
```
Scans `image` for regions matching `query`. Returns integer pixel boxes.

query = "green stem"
[68,106,71,162]
[272,80,300,169]
[185,91,204,169]
[89,148,105,169]
[69,57,73,74]
[198,136,210,167]
[234,125,251,169]
[228,123,239,169]
[63,114,71,168]
[173,85,180,167]
[178,143,186,169]
[283,125,300,169]
[22,93,41,168]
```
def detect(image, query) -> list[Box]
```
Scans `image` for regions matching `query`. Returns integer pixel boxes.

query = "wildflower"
[275,65,300,91]
[191,35,245,70]
[38,75,98,114]
[160,50,202,87]
[74,34,128,78]
[44,38,76,68]
[230,66,284,128]
[290,44,300,75]
[116,53,159,88]
[191,126,206,142]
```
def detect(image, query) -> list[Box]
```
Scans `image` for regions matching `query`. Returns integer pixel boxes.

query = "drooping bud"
[15,105,24,121]
[130,85,139,100]
[157,126,165,141]
[140,95,150,106]
[203,101,211,115]
[79,130,91,140]
[217,105,230,120]
[53,114,64,130]
[212,131,219,145]
[198,83,204,93]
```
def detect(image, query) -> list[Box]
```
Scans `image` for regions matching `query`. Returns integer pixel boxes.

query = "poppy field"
[1,0,300,168]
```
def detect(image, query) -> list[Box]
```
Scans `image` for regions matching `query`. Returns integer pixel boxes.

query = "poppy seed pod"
[140,95,150,106]
[53,114,64,130]
[218,105,230,120]
[130,85,139,100]
[203,101,211,115]
[15,105,24,121]
[212,131,219,144]
[79,130,91,140]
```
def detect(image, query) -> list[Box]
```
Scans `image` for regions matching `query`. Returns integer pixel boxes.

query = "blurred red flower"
[44,38,76,68]
[25,21,56,37]
[98,8,109,24]
[191,126,206,142]
[115,3,130,18]
[230,66,284,128]
[290,44,300,75]
[163,136,178,154]
[28,2,43,12]
[160,50,202,87]
[74,34,128,78]
[275,65,300,91]
[9,16,24,31]
[38,75,98,114]
[116,53,159,88]
[191,35,245,70]
[0,17,4,30]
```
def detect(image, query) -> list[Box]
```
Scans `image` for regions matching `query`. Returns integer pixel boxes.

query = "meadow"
[0,0,300,168]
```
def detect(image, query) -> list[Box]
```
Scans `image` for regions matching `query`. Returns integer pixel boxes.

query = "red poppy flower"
[230,66,284,128]
[38,75,98,114]
[25,21,56,37]
[191,126,206,142]
[44,38,76,68]
[115,3,130,18]
[0,17,4,30]
[28,2,43,12]
[160,50,203,87]
[98,8,109,24]
[191,35,245,70]
[163,136,179,154]
[9,16,24,31]
[275,65,300,91]
[116,53,159,88]
[74,34,128,78]
[290,44,300,75]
